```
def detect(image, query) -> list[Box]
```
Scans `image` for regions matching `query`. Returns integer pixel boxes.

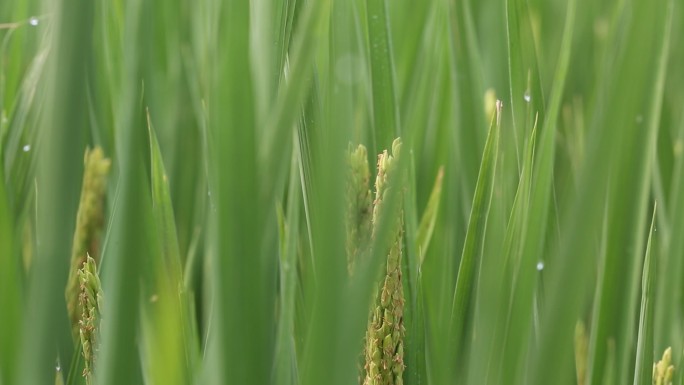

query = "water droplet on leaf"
[523,91,531,103]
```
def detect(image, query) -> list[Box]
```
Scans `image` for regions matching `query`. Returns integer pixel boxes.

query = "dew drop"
[536,261,544,271]
[29,17,39,26]
[23,144,31,152]
[523,91,531,103]
[56,364,61,372]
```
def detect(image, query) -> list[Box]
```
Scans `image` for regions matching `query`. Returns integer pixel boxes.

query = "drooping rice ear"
[346,144,372,274]
[78,255,103,385]
[363,138,405,385]
[65,146,111,338]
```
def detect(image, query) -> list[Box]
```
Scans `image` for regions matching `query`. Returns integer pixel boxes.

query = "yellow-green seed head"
[66,147,111,338]
[574,320,588,385]
[653,347,674,385]
[347,144,373,273]
[78,255,103,385]
[484,88,497,121]
[363,138,405,385]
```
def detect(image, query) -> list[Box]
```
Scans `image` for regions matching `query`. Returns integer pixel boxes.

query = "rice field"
[0,0,682,384]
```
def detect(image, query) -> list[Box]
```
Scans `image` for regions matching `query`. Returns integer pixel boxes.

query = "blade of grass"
[260,0,331,199]
[274,0,297,85]
[145,111,198,384]
[416,166,445,267]
[658,115,684,363]
[447,0,486,197]
[482,116,537,385]
[18,1,92,383]
[449,99,501,378]
[209,0,274,382]
[366,0,400,151]
[273,136,302,385]
[394,0,433,116]
[0,150,21,385]
[499,0,575,382]
[530,0,669,382]
[3,46,47,223]
[650,0,679,356]
[633,204,657,385]
[403,151,422,385]
[298,84,348,385]
[505,0,545,147]
[96,1,148,383]
[147,110,182,285]
[64,345,84,385]
[399,12,448,383]
[97,93,148,385]
[589,1,672,383]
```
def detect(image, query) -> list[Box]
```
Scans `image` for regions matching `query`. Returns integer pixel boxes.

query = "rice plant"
[0,0,682,384]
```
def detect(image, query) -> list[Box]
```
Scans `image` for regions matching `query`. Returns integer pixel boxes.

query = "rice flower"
[653,347,674,385]
[65,147,111,337]
[79,255,103,385]
[574,321,588,385]
[346,144,373,273]
[363,138,405,385]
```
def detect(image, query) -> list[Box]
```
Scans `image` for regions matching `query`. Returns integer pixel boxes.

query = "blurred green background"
[0,0,682,384]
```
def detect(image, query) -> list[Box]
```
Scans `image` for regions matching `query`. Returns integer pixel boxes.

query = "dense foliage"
[0,0,682,384]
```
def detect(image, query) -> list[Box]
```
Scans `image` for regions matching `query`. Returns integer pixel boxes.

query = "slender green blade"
[651,0,678,358]
[18,0,92,383]
[366,0,400,152]
[273,145,302,385]
[207,0,275,383]
[588,1,673,383]
[449,100,501,377]
[448,0,486,197]
[0,149,21,385]
[499,0,575,382]
[505,0,545,167]
[416,166,444,267]
[96,1,148,384]
[143,112,197,385]
[97,92,148,385]
[147,111,182,284]
[633,204,657,385]
[261,0,331,198]
[482,117,537,385]
[531,0,670,383]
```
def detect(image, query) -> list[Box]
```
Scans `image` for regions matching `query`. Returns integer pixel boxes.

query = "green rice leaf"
[449,99,501,373]
[366,0,400,152]
[0,147,21,385]
[633,204,657,385]
[416,166,444,267]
